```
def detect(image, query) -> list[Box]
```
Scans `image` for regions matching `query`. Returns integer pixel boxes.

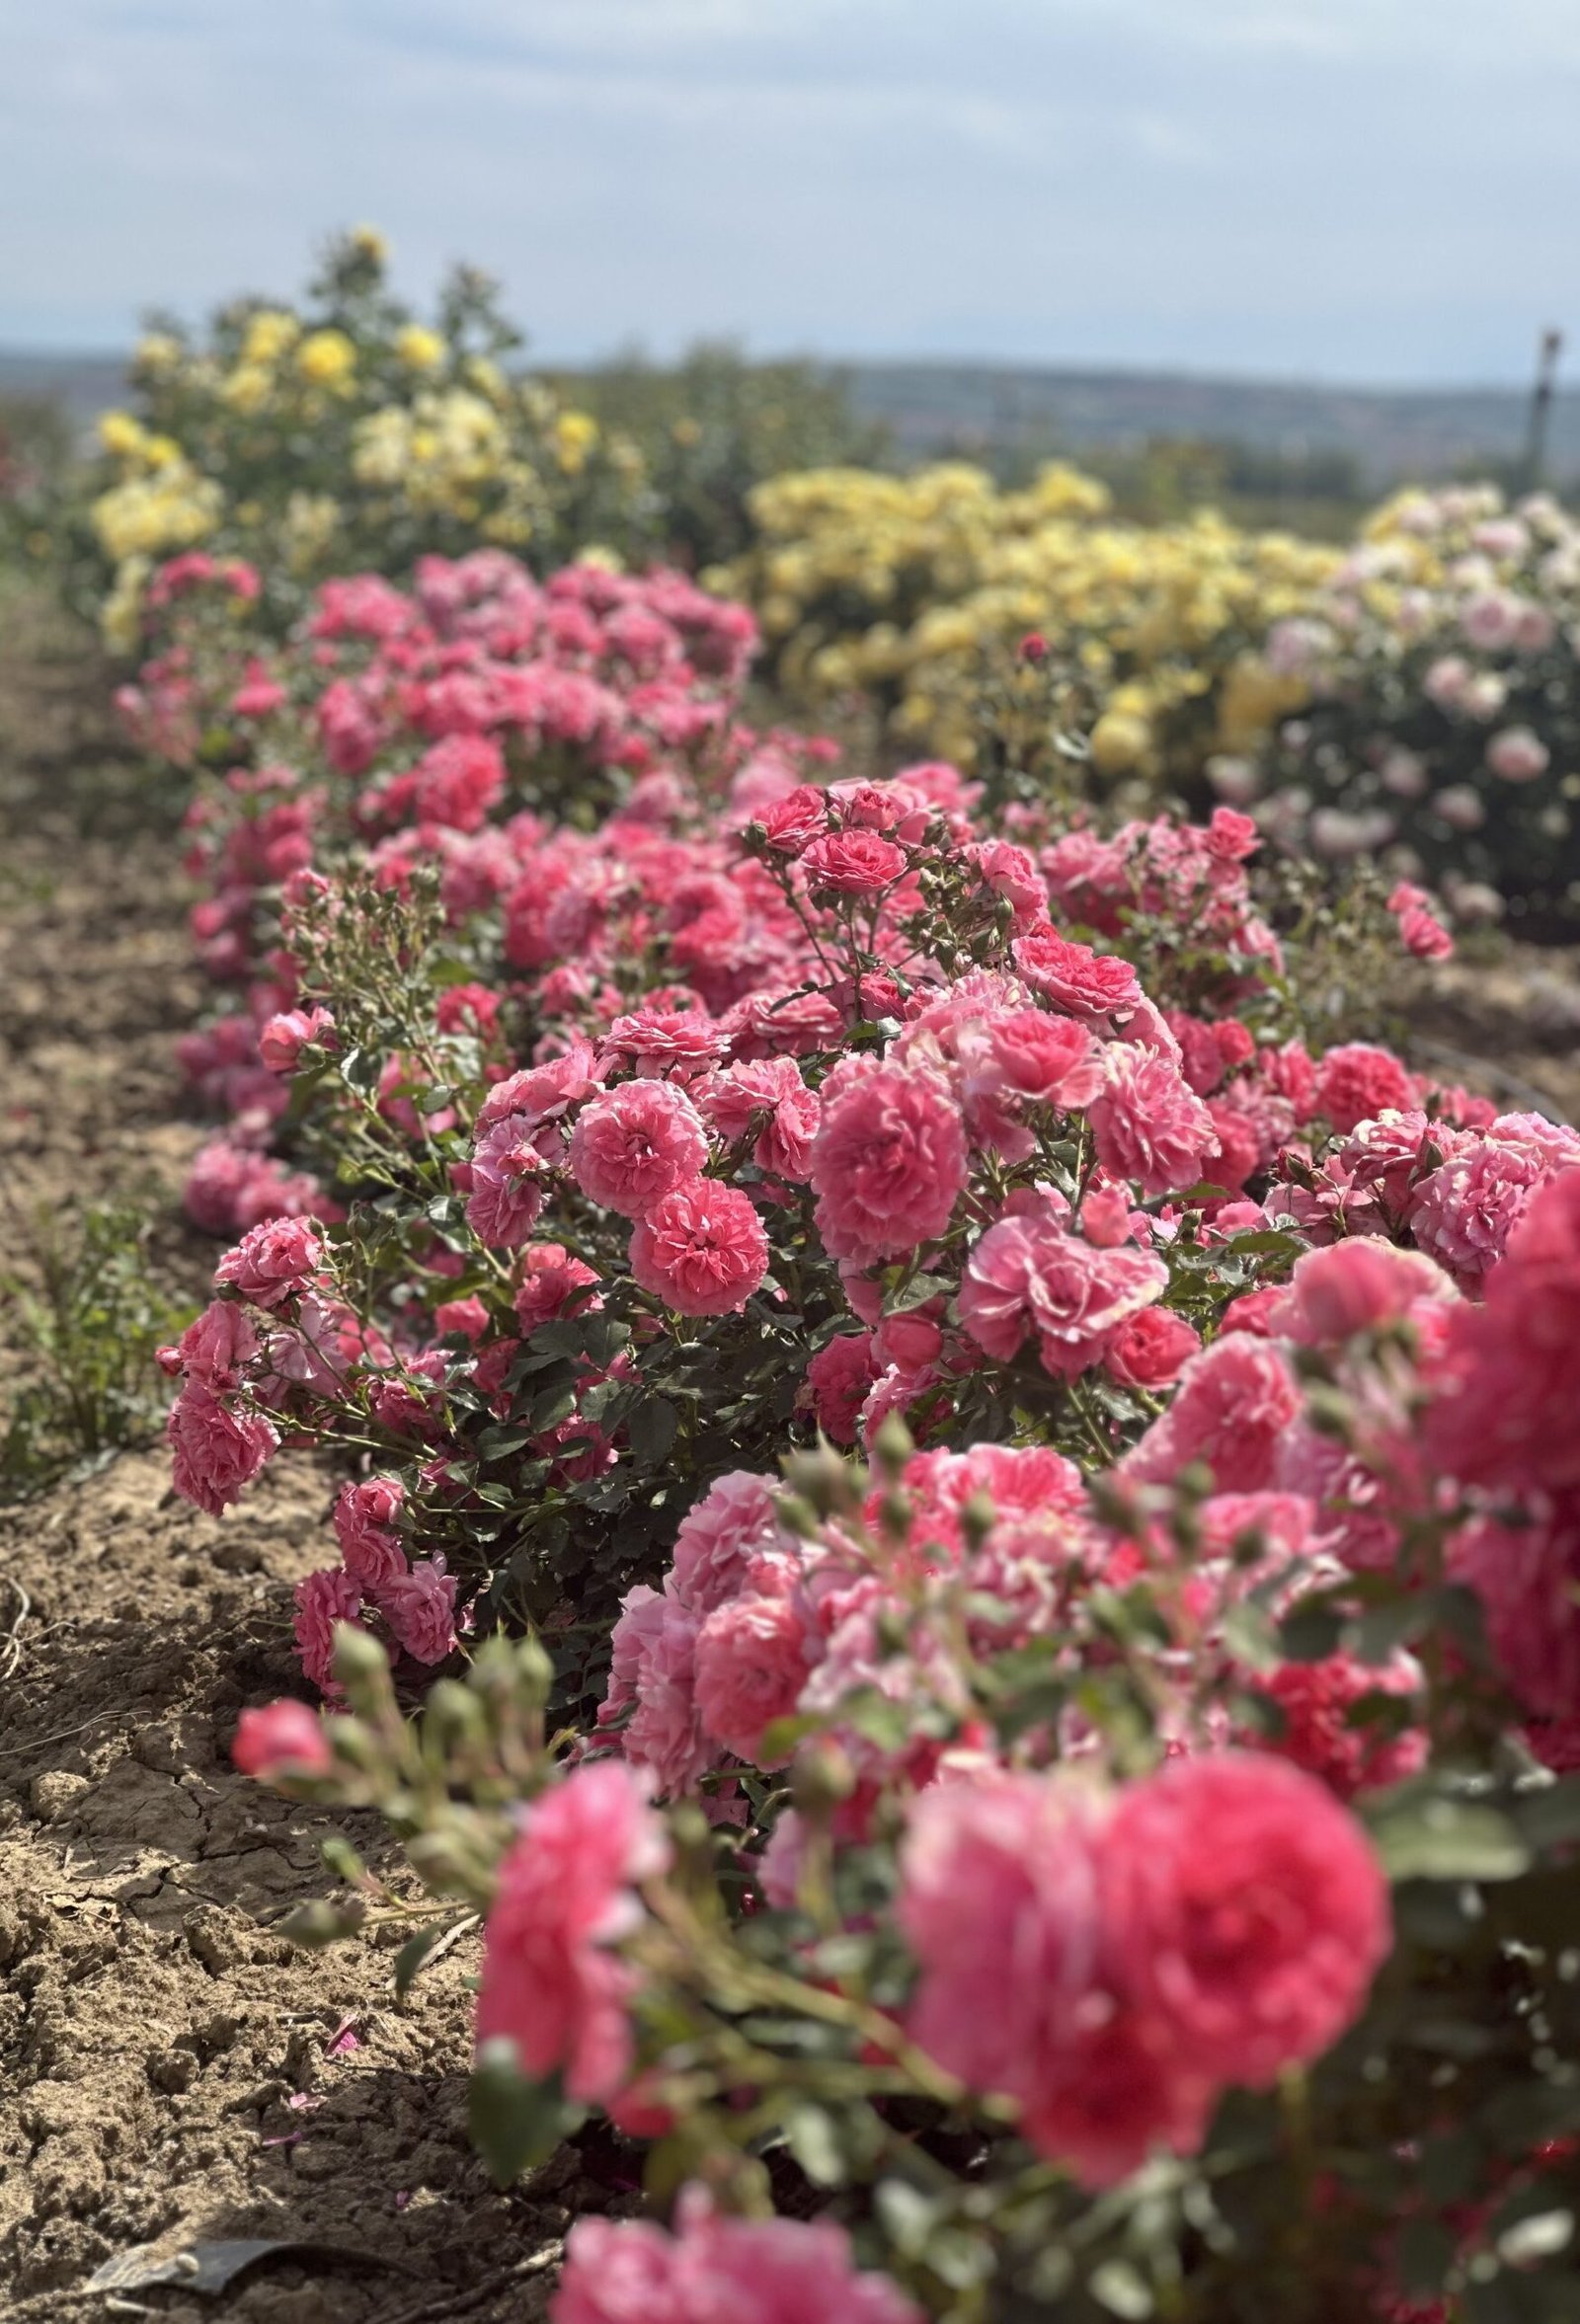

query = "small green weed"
[0,1196,196,1502]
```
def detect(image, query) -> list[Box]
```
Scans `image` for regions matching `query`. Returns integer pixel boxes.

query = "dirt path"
[0,591,587,2324]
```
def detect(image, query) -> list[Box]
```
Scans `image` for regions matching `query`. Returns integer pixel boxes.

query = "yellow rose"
[349,224,388,266]
[552,410,599,475]
[1089,710,1152,774]
[97,410,145,460]
[219,364,273,415]
[296,329,357,389]
[395,324,446,372]
[132,333,182,377]
[243,309,300,366]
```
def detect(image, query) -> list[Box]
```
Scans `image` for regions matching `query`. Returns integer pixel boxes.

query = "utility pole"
[1524,327,1563,492]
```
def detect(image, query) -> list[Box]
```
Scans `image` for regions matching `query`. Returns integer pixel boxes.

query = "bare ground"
[0,591,610,2324]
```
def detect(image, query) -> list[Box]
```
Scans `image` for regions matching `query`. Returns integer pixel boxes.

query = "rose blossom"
[900,1772,1213,2188]
[212,1216,326,1308]
[514,1241,601,1331]
[259,1005,337,1074]
[1486,726,1550,783]
[377,1556,458,1664]
[804,1332,881,1444]
[292,1566,365,1694]
[801,828,908,894]
[1124,1336,1302,1494]
[475,1761,671,2104]
[628,1180,769,1316]
[552,2187,922,2324]
[810,1065,968,1265]
[333,1475,407,1589]
[693,1595,814,1764]
[1102,1752,1391,2088]
[569,1080,709,1219]
[670,1469,793,1612]
[701,1056,822,1180]
[1311,1044,1419,1136]
[1105,1306,1202,1389]
[1425,1173,1580,1497]
[1087,1046,1219,1199]
[159,1297,260,1387]
[231,1699,332,1780]
[168,1381,279,1514]
[465,1115,548,1249]
[960,1207,1168,1378]
[1010,930,1144,1020]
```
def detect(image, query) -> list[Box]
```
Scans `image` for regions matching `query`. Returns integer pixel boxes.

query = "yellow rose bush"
[65,229,658,643]
[718,460,1337,787]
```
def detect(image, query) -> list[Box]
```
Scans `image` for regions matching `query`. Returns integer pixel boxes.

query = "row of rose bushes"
[126,543,1580,2321]
[722,470,1580,932]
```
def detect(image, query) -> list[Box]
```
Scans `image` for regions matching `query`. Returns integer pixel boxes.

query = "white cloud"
[1,0,1577,379]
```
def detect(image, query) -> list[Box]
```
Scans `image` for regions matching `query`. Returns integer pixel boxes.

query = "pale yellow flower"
[395,324,446,372]
[98,410,146,460]
[296,329,357,389]
[243,309,301,367]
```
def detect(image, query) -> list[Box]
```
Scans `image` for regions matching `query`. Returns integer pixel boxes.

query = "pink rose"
[333,1475,407,1589]
[1486,726,1550,783]
[569,1079,709,1219]
[231,1698,332,1780]
[1010,930,1144,1020]
[212,1215,326,1308]
[1312,1044,1419,1135]
[292,1566,365,1693]
[1087,1046,1219,1199]
[803,1333,881,1445]
[475,1761,671,2104]
[378,1557,458,1665]
[1102,1753,1391,2088]
[465,1115,548,1249]
[168,1381,279,1514]
[801,828,908,894]
[670,1470,789,1613]
[259,1005,336,1074]
[514,1242,601,1331]
[1124,1336,1302,1493]
[1105,1306,1202,1389]
[693,1596,813,1764]
[629,1180,769,1316]
[552,2187,922,2324]
[960,1207,1168,1378]
[810,1065,968,1265]
[900,1772,1214,2189]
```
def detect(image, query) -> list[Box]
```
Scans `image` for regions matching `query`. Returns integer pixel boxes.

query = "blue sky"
[4,0,1580,381]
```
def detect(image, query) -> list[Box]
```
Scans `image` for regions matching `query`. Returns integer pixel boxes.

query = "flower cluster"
[1243,482,1580,931]
[717,460,1338,779]
[122,514,1580,2320]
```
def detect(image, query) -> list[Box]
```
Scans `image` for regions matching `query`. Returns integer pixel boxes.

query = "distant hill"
[5,345,1579,492]
[840,363,1580,489]
[0,349,128,430]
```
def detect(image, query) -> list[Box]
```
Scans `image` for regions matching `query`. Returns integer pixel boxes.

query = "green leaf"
[319,1837,366,1888]
[468,2042,580,2186]
[393,1918,465,2001]
[1090,2260,1154,2319]
[276,1898,365,1949]
[783,2103,846,2188]
[1370,1793,1532,1885]
[627,1396,679,1469]
[1514,1774,1580,1851]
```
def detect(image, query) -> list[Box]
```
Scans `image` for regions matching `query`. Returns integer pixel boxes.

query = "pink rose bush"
[124,542,1580,2318]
